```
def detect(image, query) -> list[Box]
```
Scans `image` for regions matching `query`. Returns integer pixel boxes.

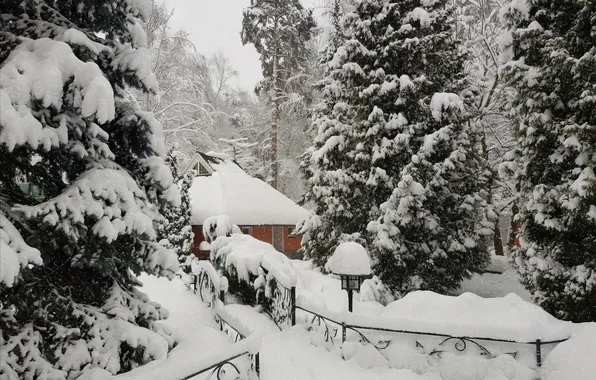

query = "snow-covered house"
[183,152,309,259]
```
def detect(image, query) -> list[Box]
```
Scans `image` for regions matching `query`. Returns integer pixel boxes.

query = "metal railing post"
[291,286,296,326]
[536,339,542,367]
[342,323,346,343]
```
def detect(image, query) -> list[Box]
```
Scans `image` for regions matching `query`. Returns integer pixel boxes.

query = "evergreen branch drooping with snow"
[0,1,182,378]
[500,0,596,322]
[300,0,495,297]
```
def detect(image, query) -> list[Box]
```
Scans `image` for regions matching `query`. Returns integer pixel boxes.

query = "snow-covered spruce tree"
[302,0,494,277]
[241,0,316,188]
[155,149,194,263]
[500,0,596,322]
[370,94,495,295]
[0,1,181,378]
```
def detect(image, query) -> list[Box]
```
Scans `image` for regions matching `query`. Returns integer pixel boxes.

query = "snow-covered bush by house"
[500,0,596,321]
[0,1,180,378]
[211,233,296,307]
[202,214,241,244]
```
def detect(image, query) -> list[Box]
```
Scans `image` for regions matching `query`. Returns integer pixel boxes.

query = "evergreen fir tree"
[302,0,494,292]
[241,0,316,188]
[0,1,181,378]
[371,94,495,295]
[155,149,195,263]
[500,0,596,321]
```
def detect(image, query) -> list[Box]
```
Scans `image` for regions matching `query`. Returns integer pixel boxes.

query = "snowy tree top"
[326,242,372,276]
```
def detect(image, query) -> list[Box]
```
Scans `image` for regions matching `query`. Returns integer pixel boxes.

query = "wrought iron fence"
[190,261,260,378]
[295,304,568,369]
[262,269,296,330]
[179,350,251,380]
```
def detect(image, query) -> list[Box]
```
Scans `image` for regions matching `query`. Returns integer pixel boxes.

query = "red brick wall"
[252,226,273,244]
[284,226,302,257]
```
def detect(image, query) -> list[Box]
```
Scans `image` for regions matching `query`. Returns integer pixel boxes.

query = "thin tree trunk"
[270,20,280,190]
[271,99,279,189]
[494,215,504,256]
[508,181,522,249]
[508,201,519,249]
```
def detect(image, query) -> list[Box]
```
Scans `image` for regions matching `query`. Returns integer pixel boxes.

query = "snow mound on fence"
[212,234,297,289]
[378,291,572,342]
[543,323,596,380]
[298,290,571,343]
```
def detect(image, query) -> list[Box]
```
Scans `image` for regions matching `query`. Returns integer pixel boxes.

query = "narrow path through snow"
[111,274,244,380]
[137,273,217,338]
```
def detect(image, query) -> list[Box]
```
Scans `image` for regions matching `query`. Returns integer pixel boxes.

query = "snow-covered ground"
[95,264,595,380]
[451,269,531,301]
[106,275,251,380]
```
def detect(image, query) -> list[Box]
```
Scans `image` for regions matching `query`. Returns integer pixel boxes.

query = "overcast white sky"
[161,0,326,92]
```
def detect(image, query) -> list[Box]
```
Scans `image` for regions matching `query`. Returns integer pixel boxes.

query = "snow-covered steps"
[217,303,281,338]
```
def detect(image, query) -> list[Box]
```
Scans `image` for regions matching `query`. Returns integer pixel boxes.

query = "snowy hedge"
[211,234,296,308]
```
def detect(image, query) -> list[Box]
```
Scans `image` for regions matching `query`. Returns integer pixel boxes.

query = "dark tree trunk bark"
[494,215,504,256]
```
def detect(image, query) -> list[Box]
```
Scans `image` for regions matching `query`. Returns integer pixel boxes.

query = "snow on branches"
[0,38,114,151]
[0,213,42,287]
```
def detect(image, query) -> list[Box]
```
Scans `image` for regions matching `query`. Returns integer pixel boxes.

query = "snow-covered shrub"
[0,1,180,378]
[202,214,240,244]
[360,276,395,306]
[211,234,296,314]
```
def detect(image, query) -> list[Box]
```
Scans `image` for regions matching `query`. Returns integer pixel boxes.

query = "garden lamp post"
[326,242,373,314]
[337,273,371,312]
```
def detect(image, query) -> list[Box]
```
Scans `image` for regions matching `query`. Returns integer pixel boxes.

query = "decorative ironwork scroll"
[216,313,245,343]
[196,269,218,308]
[179,351,247,380]
[296,306,340,345]
[428,337,496,358]
[343,325,391,350]
[267,279,296,329]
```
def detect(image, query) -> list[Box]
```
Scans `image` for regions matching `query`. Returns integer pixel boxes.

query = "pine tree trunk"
[270,29,280,189]
[508,201,519,249]
[494,215,504,256]
[508,181,521,249]
[271,99,279,189]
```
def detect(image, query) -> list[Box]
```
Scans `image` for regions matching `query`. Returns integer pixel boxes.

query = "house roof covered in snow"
[186,152,309,226]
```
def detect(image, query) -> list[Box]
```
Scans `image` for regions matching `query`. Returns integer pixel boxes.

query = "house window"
[287,226,295,236]
[198,163,210,176]
[242,226,253,235]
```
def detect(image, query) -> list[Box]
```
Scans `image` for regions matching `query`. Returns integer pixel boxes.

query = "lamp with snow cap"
[326,242,373,313]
